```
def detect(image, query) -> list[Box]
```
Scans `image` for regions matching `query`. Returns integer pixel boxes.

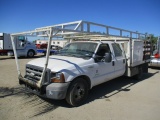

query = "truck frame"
[11,20,151,106]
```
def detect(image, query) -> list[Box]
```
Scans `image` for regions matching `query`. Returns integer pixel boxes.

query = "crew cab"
[11,20,151,106]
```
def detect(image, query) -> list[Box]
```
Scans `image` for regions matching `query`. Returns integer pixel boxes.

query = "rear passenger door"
[111,43,125,76]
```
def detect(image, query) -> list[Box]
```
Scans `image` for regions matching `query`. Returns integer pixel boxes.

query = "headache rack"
[11,20,151,88]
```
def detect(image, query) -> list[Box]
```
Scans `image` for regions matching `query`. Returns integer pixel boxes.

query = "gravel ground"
[0,55,160,120]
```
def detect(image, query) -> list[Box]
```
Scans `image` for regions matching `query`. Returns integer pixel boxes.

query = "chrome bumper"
[149,58,160,67]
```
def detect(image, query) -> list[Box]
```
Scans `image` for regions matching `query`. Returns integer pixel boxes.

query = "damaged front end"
[19,64,70,99]
[19,64,51,95]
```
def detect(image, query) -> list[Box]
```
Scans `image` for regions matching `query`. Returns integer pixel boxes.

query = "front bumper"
[46,83,70,99]
[19,76,70,100]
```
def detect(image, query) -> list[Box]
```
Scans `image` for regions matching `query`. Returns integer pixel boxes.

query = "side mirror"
[105,52,112,62]
[20,41,25,47]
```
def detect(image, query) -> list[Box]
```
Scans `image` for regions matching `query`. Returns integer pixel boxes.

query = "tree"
[150,34,158,44]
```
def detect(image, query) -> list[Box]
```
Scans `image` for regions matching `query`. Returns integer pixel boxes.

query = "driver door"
[93,43,115,86]
[16,36,26,49]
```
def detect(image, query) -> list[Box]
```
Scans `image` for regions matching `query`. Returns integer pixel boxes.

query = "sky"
[0,0,160,38]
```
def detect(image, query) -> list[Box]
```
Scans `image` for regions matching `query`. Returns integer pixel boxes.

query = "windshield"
[58,42,98,58]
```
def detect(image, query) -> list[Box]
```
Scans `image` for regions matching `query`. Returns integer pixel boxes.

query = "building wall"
[36,40,68,47]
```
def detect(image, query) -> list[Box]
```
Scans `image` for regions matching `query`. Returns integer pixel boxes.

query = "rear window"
[112,43,122,57]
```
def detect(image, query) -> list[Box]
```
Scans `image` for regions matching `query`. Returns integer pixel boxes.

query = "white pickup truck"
[20,40,150,106]
[11,21,151,106]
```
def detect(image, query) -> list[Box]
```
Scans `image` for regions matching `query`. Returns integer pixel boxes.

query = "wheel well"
[72,75,91,89]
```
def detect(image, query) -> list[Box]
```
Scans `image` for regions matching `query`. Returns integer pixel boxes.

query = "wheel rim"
[28,51,33,57]
[73,83,85,101]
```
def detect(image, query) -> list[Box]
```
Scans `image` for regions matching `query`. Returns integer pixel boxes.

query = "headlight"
[51,72,65,83]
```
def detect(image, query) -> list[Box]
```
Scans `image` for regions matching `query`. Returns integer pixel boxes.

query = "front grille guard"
[19,64,51,88]
[19,75,39,88]
[25,64,50,83]
[19,75,48,95]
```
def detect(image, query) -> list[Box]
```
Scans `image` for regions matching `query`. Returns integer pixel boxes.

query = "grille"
[25,64,50,84]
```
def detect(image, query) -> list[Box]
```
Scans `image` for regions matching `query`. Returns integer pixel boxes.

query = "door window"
[96,44,110,61]
[112,43,122,57]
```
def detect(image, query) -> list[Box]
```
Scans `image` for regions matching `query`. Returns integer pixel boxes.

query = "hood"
[27,55,94,72]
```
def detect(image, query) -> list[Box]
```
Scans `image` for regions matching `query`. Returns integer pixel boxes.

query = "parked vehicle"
[51,45,62,50]
[36,49,58,55]
[0,33,37,57]
[11,21,151,106]
[36,43,48,49]
[36,44,60,55]
[150,37,160,67]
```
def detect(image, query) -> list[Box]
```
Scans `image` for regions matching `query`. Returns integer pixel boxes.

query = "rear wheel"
[27,50,34,57]
[66,78,89,106]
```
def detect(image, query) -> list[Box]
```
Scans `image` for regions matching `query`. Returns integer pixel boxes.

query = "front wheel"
[66,78,89,107]
[27,50,34,58]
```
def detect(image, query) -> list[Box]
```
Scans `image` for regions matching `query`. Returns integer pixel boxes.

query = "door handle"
[112,61,115,66]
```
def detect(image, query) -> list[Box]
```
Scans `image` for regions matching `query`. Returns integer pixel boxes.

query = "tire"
[134,67,143,80]
[27,50,34,58]
[66,78,89,107]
